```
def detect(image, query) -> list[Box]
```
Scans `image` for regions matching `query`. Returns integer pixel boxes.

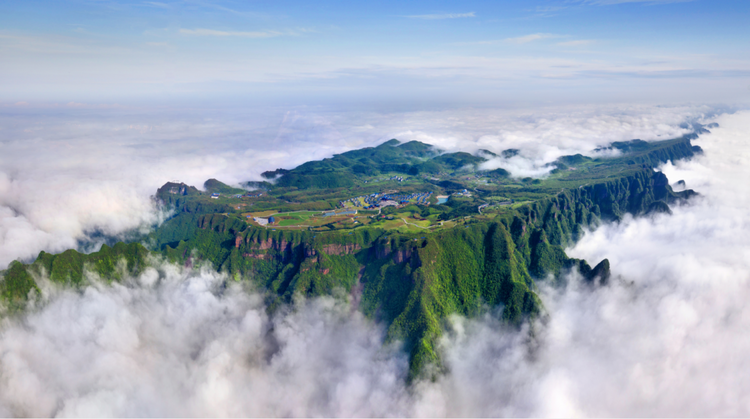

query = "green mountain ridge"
[0,132,704,380]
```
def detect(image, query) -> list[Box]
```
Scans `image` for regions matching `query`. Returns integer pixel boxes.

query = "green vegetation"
[204,178,247,195]
[0,132,703,380]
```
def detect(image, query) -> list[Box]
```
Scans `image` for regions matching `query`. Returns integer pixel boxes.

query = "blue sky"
[1,0,749,107]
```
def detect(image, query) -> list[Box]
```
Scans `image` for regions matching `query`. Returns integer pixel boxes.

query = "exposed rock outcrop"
[321,243,361,255]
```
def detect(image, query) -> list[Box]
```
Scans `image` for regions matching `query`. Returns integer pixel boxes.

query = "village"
[198,180,500,232]
[362,175,406,184]
[186,168,515,234]
[339,191,433,210]
[210,191,264,199]
[238,190,435,230]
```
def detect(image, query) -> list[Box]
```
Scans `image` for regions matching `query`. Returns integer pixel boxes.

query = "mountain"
[0,133,702,380]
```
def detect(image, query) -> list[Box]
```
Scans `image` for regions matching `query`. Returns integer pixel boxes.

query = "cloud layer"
[414,110,750,416]
[2,106,749,417]
[179,28,283,38]
[0,263,411,417]
[0,104,707,269]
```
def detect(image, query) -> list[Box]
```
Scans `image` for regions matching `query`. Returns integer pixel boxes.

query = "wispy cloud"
[534,6,568,12]
[0,33,132,54]
[184,0,245,15]
[526,5,568,16]
[504,33,560,44]
[451,33,561,46]
[557,39,596,46]
[179,28,282,38]
[143,1,170,8]
[406,12,475,20]
[581,0,695,4]
[178,0,270,19]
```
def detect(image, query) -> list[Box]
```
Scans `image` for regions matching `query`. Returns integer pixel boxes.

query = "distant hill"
[273,139,490,189]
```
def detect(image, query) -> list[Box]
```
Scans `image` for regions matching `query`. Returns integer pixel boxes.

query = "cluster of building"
[248,216,274,225]
[340,191,433,210]
[212,192,263,200]
[363,175,406,184]
[323,209,358,217]
[379,191,432,205]
[340,196,363,208]
[454,189,472,197]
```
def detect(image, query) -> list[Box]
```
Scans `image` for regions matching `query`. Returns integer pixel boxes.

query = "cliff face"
[630,136,702,166]
[155,182,233,215]
[200,166,689,379]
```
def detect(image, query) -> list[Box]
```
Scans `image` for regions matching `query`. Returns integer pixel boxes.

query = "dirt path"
[401,218,434,229]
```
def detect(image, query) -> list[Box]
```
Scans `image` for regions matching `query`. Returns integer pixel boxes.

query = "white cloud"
[504,33,560,44]
[143,1,170,8]
[557,39,596,46]
[405,12,475,20]
[3,30,750,104]
[179,28,282,38]
[411,111,750,416]
[532,5,568,13]
[0,104,704,268]
[1,106,749,416]
[387,104,699,177]
[0,107,372,268]
[0,263,411,416]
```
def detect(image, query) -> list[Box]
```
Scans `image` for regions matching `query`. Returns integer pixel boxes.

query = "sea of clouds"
[1,104,748,416]
[0,263,413,417]
[0,103,707,267]
[413,110,750,417]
